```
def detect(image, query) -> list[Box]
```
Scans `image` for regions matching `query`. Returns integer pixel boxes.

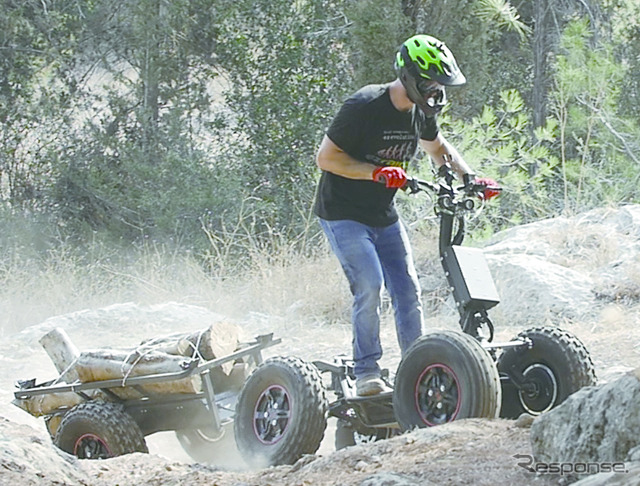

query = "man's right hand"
[372,166,407,189]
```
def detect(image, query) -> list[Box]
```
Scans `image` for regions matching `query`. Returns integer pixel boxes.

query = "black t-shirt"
[313,84,438,227]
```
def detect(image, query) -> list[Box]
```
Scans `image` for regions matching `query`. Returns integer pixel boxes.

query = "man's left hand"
[476,177,501,200]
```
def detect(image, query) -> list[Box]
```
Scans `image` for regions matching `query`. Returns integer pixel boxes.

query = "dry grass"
[0,207,479,341]
[0,221,354,338]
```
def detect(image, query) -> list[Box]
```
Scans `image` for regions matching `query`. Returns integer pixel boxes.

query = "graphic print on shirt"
[365,129,416,170]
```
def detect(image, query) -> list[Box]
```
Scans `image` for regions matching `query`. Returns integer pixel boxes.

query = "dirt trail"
[76,418,557,486]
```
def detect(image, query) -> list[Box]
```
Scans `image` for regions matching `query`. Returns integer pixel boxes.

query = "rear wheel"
[54,401,148,459]
[234,357,327,467]
[498,326,596,418]
[393,330,501,430]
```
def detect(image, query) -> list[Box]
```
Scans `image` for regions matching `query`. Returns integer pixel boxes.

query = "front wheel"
[54,401,148,459]
[393,330,501,430]
[234,357,327,468]
[497,326,596,418]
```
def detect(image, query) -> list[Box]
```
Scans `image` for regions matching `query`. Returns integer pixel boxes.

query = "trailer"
[14,332,328,468]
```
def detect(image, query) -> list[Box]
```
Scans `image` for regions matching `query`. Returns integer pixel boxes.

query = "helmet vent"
[416,56,426,66]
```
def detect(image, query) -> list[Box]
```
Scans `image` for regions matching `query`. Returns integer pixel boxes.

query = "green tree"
[44,0,231,240]
[549,18,640,213]
[0,0,79,207]
[344,0,414,86]
[213,0,352,233]
[604,0,640,120]
[424,89,559,230]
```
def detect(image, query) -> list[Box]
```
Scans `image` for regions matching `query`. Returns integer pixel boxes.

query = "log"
[38,328,80,383]
[74,349,202,396]
[12,392,83,417]
[33,322,240,404]
[138,321,240,374]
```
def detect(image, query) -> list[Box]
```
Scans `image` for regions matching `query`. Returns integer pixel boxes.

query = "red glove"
[476,177,501,200]
[372,166,407,189]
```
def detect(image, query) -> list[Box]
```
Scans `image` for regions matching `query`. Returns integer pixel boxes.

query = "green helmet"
[395,35,466,115]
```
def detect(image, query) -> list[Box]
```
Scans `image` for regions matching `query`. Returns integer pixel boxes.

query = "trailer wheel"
[393,330,501,430]
[54,401,148,459]
[497,326,596,418]
[175,422,238,465]
[234,357,327,467]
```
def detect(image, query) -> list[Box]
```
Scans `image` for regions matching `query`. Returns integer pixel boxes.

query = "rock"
[418,205,640,329]
[578,205,640,239]
[514,413,535,429]
[288,454,318,473]
[484,205,640,260]
[479,205,640,326]
[0,416,89,485]
[571,462,640,486]
[486,253,595,324]
[360,472,425,486]
[628,446,640,462]
[531,370,640,465]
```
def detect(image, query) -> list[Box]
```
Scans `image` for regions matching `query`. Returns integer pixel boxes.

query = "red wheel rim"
[414,363,461,426]
[73,433,112,459]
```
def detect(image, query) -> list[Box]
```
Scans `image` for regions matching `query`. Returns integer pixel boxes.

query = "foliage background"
[1,0,639,275]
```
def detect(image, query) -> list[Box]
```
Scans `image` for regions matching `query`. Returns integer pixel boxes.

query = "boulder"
[477,205,640,327]
[531,369,640,465]
[0,416,88,485]
[486,253,595,324]
[571,462,640,485]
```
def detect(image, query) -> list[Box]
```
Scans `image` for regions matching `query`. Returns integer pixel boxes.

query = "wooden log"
[74,349,202,395]
[39,328,80,383]
[139,321,240,374]
[33,322,240,402]
[12,392,83,417]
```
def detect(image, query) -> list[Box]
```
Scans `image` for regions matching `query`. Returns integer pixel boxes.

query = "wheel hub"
[253,385,292,445]
[518,364,558,415]
[74,433,111,459]
[415,364,461,426]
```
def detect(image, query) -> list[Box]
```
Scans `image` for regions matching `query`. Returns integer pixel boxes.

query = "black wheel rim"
[518,364,558,415]
[74,433,112,459]
[415,363,461,426]
[253,384,292,445]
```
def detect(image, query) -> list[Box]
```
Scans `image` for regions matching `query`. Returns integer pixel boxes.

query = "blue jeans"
[319,218,424,378]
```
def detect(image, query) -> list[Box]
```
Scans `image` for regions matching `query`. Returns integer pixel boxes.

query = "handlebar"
[404,177,488,214]
[404,166,501,214]
[403,167,501,252]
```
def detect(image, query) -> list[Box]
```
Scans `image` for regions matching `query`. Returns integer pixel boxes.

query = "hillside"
[1,205,640,485]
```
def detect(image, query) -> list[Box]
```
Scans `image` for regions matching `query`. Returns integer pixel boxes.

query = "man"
[313,34,476,396]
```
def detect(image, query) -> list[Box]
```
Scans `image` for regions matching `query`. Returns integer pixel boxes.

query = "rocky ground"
[0,413,557,486]
[2,205,640,485]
